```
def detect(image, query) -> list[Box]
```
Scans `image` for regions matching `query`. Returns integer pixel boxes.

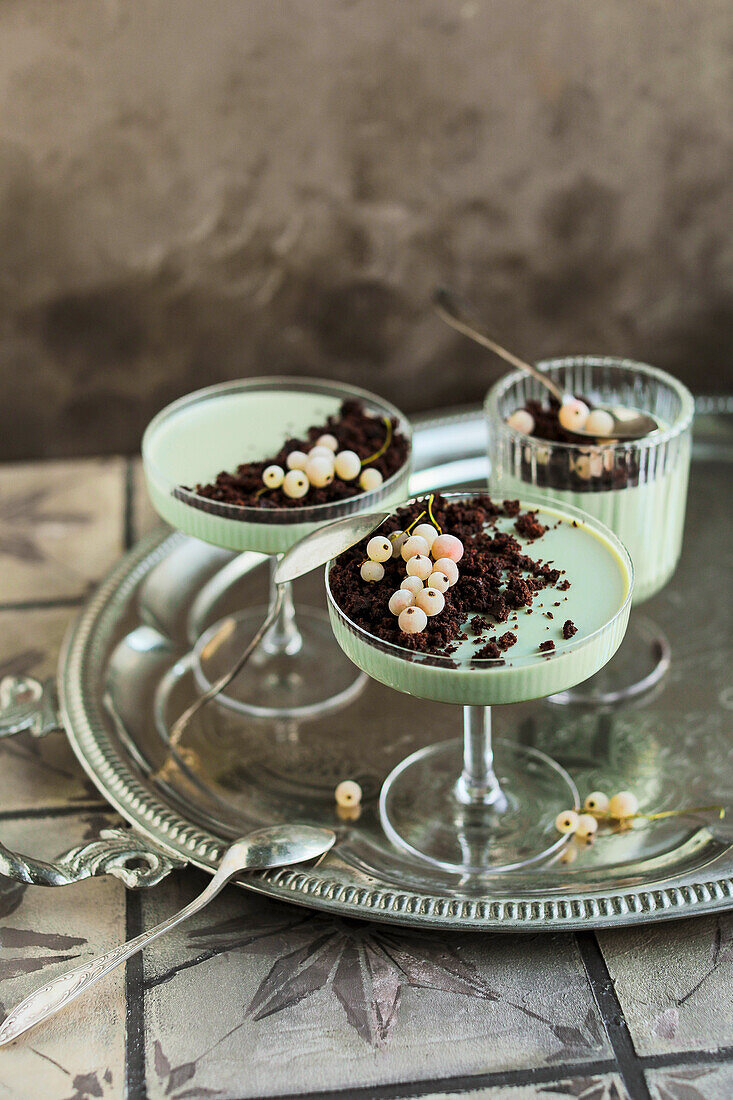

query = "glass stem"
[260,556,303,657]
[457,705,508,811]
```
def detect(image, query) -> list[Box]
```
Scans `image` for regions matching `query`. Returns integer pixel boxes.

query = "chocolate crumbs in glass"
[182,399,408,510]
[329,493,573,659]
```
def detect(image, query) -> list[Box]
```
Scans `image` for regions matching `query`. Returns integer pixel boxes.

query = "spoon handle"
[432,288,566,405]
[0,878,223,1046]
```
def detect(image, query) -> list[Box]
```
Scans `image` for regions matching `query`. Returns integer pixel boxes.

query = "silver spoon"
[169,510,391,746]
[432,287,659,441]
[0,823,336,1047]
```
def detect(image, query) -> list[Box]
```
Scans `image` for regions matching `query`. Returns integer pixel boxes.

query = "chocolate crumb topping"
[182,399,408,510]
[539,640,555,652]
[328,492,573,659]
[515,511,548,540]
[562,620,578,639]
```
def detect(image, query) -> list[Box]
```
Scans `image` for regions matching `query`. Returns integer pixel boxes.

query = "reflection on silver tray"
[55,403,733,931]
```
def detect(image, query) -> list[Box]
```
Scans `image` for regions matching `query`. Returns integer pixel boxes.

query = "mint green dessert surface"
[328,501,632,706]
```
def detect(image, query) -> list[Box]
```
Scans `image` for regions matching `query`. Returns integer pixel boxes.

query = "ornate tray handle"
[0,827,187,889]
[0,675,62,738]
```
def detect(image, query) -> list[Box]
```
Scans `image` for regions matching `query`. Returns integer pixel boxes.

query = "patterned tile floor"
[0,456,728,1099]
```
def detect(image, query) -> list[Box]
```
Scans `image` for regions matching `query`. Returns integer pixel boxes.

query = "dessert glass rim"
[142,374,413,525]
[484,355,695,453]
[325,489,634,671]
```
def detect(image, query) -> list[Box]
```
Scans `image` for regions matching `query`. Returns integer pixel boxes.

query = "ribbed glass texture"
[485,357,693,604]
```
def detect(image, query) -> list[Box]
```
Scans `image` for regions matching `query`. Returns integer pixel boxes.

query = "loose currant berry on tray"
[416,588,445,616]
[360,560,384,582]
[360,468,383,491]
[282,470,309,498]
[388,590,414,615]
[555,809,579,835]
[286,450,309,471]
[431,558,459,586]
[584,791,609,814]
[431,534,464,563]
[406,554,433,581]
[609,791,638,819]
[575,814,598,840]
[367,536,393,563]
[507,409,535,435]
[334,450,361,480]
[335,780,362,807]
[400,576,424,596]
[398,606,428,634]
[262,464,285,489]
[558,399,590,433]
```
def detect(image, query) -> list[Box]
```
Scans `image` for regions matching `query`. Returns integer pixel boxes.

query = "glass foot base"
[193,607,367,720]
[548,614,671,707]
[380,738,578,874]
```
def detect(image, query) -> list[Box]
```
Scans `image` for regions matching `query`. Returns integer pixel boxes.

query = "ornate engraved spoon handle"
[0,876,223,1046]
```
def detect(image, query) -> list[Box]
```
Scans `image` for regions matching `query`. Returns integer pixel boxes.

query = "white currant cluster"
[555,789,639,861]
[507,401,616,440]
[360,522,465,636]
[261,434,384,500]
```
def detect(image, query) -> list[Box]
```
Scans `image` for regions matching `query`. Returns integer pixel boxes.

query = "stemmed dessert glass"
[143,377,412,720]
[486,357,693,705]
[326,491,633,873]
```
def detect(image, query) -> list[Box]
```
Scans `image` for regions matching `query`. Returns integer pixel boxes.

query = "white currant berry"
[427,570,450,593]
[412,523,438,549]
[573,450,603,480]
[286,450,309,471]
[366,536,392,563]
[608,791,639,819]
[584,791,610,814]
[389,530,407,558]
[576,832,596,848]
[360,560,385,582]
[400,575,424,596]
[262,464,285,489]
[558,399,590,434]
[282,470,310,499]
[585,409,615,436]
[305,456,335,487]
[360,468,384,491]
[335,779,362,807]
[575,814,598,840]
[507,409,535,435]
[401,534,430,561]
[406,553,433,581]
[555,809,579,835]
[398,605,428,634]
[388,589,414,615]
[559,843,578,865]
[415,587,445,616]
[308,445,336,462]
[431,534,464,563]
[431,557,459,586]
[317,433,339,452]
[334,450,361,481]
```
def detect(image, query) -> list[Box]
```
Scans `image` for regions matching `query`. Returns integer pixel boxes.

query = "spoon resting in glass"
[432,287,659,441]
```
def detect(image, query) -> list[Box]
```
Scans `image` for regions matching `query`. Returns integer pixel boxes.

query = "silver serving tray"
[6,403,733,931]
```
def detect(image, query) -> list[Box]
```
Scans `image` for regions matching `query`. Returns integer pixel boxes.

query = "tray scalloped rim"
[57,407,733,931]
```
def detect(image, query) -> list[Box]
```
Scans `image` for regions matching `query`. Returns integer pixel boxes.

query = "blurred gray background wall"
[1,0,731,460]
